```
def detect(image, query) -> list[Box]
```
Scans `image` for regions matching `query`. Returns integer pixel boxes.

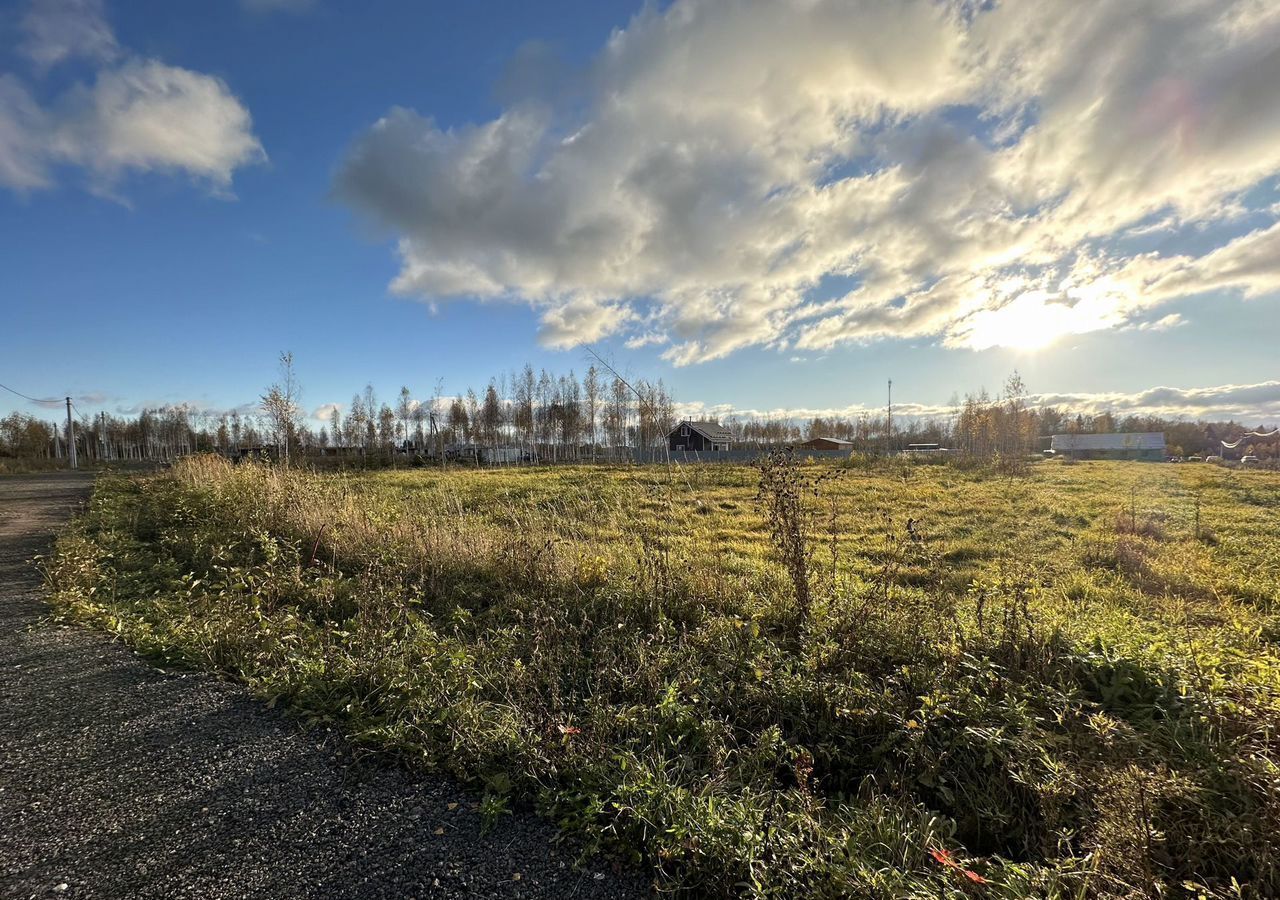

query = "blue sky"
[4,0,1280,426]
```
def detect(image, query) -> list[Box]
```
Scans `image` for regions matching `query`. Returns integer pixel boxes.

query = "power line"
[583,345,669,464]
[0,386,95,471]
[1221,429,1280,449]
[0,380,62,405]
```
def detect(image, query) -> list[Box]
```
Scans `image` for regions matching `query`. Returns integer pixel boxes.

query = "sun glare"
[961,286,1132,352]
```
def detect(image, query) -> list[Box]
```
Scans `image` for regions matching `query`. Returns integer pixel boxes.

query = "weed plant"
[45,454,1280,897]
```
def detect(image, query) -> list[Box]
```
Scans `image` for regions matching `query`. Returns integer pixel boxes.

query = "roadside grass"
[0,458,74,475]
[0,459,156,475]
[44,455,1280,897]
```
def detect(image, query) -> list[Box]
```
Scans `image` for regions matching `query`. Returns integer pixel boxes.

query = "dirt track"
[0,472,645,899]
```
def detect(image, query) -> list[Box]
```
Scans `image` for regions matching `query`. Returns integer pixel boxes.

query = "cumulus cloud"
[338,0,1280,361]
[537,298,634,349]
[1144,219,1280,301]
[674,398,960,425]
[311,402,342,424]
[1,0,264,194]
[1033,381,1280,422]
[680,381,1280,426]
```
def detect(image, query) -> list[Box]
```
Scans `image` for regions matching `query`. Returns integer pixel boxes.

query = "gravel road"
[0,472,647,899]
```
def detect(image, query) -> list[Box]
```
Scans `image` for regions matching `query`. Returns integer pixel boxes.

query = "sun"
[961,293,1069,351]
[960,287,1129,352]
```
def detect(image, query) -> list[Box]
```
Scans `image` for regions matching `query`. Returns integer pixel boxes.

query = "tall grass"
[0,457,72,474]
[45,454,1280,897]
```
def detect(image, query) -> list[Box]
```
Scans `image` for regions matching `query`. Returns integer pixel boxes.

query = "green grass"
[0,458,155,475]
[0,457,73,474]
[44,455,1280,897]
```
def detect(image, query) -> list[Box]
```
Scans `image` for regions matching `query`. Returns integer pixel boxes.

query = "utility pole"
[886,379,893,456]
[66,397,77,469]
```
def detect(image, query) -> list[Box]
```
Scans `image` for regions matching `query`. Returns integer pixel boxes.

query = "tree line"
[1,406,220,463]
[310,364,678,462]
[2,364,1275,465]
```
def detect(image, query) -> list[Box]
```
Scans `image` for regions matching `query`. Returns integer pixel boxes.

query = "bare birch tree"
[260,351,302,464]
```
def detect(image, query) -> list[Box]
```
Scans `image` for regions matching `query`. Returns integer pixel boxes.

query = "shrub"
[44,456,1280,898]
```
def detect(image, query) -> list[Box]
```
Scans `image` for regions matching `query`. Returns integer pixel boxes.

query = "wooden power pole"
[66,397,77,469]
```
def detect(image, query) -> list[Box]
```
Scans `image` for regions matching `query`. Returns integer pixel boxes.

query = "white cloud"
[1135,313,1186,332]
[674,398,959,424]
[678,380,1280,426]
[20,0,117,70]
[338,0,1280,361]
[1034,381,1280,422]
[1,1,264,194]
[537,298,634,349]
[311,402,342,424]
[60,61,265,191]
[625,331,670,350]
[1144,219,1280,301]
[0,76,50,189]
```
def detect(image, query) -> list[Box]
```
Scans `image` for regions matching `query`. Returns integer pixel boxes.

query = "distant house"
[481,446,524,465]
[668,420,734,452]
[1049,432,1165,461]
[799,437,855,451]
[317,445,365,457]
[445,443,480,462]
[902,442,953,456]
[226,445,278,462]
[443,444,533,465]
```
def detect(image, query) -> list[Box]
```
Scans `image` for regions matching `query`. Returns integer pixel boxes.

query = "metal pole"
[887,379,892,456]
[66,397,78,469]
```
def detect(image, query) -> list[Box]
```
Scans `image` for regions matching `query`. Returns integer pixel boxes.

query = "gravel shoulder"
[0,472,647,900]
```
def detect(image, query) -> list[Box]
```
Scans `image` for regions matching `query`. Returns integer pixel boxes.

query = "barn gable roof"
[671,420,734,443]
[1050,432,1165,451]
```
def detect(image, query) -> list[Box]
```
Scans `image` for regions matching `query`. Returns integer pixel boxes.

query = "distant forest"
[2,365,1275,464]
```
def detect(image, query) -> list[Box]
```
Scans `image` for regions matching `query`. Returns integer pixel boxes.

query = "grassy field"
[45,455,1280,897]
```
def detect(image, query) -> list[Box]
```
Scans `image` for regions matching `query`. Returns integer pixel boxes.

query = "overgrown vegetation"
[0,456,78,474]
[45,455,1280,897]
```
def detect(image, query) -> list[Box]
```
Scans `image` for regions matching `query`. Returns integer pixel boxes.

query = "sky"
[3,0,1280,428]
